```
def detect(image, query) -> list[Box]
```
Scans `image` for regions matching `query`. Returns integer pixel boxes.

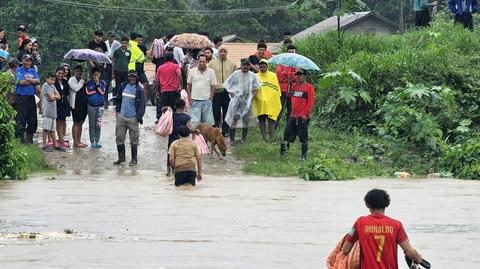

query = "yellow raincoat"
[253,61,282,120]
[128,40,145,71]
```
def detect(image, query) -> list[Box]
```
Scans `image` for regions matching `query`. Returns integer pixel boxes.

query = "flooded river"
[0,172,479,269]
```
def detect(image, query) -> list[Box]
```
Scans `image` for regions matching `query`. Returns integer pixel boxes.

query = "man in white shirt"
[212,37,223,59]
[187,54,217,128]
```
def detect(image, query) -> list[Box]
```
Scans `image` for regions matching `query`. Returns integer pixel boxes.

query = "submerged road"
[0,172,479,269]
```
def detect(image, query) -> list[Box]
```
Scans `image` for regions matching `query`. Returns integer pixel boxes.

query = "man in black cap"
[17,24,30,49]
[280,69,315,161]
[15,54,40,144]
[113,70,146,166]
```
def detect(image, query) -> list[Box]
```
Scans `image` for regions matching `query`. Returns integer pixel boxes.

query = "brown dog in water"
[197,123,227,159]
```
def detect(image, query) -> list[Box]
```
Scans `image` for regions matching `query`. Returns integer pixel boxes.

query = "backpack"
[152,39,165,59]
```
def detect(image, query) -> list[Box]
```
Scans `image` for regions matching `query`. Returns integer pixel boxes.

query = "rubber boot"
[241,128,248,144]
[230,128,237,146]
[280,143,287,157]
[113,144,126,165]
[166,154,172,176]
[300,142,308,161]
[129,144,138,166]
[25,133,34,144]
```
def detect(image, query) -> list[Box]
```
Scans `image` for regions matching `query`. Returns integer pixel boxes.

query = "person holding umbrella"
[280,69,315,161]
[275,44,298,128]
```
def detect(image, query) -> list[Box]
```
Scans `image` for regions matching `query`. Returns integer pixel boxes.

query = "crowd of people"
[0,25,315,186]
[0,22,431,269]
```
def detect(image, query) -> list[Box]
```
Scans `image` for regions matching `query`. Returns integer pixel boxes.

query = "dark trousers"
[156,91,180,119]
[276,92,291,128]
[15,95,38,140]
[174,171,196,186]
[455,13,474,31]
[102,64,113,106]
[284,117,310,143]
[415,10,431,27]
[113,70,128,98]
[212,90,230,135]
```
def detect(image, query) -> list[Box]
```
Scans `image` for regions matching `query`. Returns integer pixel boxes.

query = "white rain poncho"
[223,70,261,128]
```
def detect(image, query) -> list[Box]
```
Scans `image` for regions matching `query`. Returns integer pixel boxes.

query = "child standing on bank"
[280,69,315,160]
[41,73,64,152]
[86,67,106,148]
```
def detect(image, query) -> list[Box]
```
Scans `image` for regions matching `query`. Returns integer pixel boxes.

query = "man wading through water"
[113,71,146,166]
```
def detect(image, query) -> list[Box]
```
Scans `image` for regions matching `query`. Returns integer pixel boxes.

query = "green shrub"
[0,73,27,180]
[441,139,480,180]
[298,154,348,181]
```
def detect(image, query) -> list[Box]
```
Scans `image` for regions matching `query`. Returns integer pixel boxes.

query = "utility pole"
[399,0,405,33]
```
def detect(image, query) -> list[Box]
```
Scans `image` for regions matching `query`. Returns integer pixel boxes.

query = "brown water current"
[0,173,479,269]
[1,107,479,268]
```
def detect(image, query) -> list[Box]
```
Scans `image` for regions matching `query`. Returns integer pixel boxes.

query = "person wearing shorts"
[280,69,315,161]
[168,126,202,186]
[186,54,216,128]
[41,73,64,152]
[69,65,88,148]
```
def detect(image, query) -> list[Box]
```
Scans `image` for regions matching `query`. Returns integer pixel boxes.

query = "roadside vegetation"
[0,73,51,180]
[237,16,480,180]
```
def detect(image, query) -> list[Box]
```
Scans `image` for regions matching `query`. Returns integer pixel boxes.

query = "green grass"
[234,123,432,179]
[18,144,55,175]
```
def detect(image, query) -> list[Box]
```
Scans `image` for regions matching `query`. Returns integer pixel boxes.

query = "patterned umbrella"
[268,53,320,71]
[64,49,111,64]
[169,33,214,49]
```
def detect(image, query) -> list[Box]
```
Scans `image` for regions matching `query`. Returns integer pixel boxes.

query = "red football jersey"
[345,214,408,269]
[290,82,315,118]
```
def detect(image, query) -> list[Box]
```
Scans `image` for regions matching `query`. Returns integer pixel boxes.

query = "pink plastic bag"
[194,134,209,155]
[180,89,190,111]
[155,107,173,137]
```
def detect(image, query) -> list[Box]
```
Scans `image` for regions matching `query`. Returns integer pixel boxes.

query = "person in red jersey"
[342,189,423,269]
[280,69,314,160]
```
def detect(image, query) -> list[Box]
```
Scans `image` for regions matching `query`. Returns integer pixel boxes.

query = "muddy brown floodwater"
[0,172,479,269]
[39,106,244,174]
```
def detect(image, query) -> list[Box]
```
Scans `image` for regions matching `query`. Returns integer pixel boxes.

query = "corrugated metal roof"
[294,11,372,40]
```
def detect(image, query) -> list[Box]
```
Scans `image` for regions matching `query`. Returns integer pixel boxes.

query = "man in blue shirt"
[15,54,40,144]
[448,0,478,30]
[113,70,146,166]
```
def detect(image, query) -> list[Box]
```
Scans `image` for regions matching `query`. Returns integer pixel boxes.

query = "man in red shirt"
[280,69,314,160]
[155,53,182,120]
[275,44,298,129]
[342,189,423,269]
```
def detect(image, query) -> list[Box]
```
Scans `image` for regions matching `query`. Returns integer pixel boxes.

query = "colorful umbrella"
[64,49,111,64]
[268,53,320,71]
[169,33,214,49]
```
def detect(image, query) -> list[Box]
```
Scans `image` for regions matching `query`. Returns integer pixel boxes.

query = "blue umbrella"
[268,53,320,71]
[64,49,111,64]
